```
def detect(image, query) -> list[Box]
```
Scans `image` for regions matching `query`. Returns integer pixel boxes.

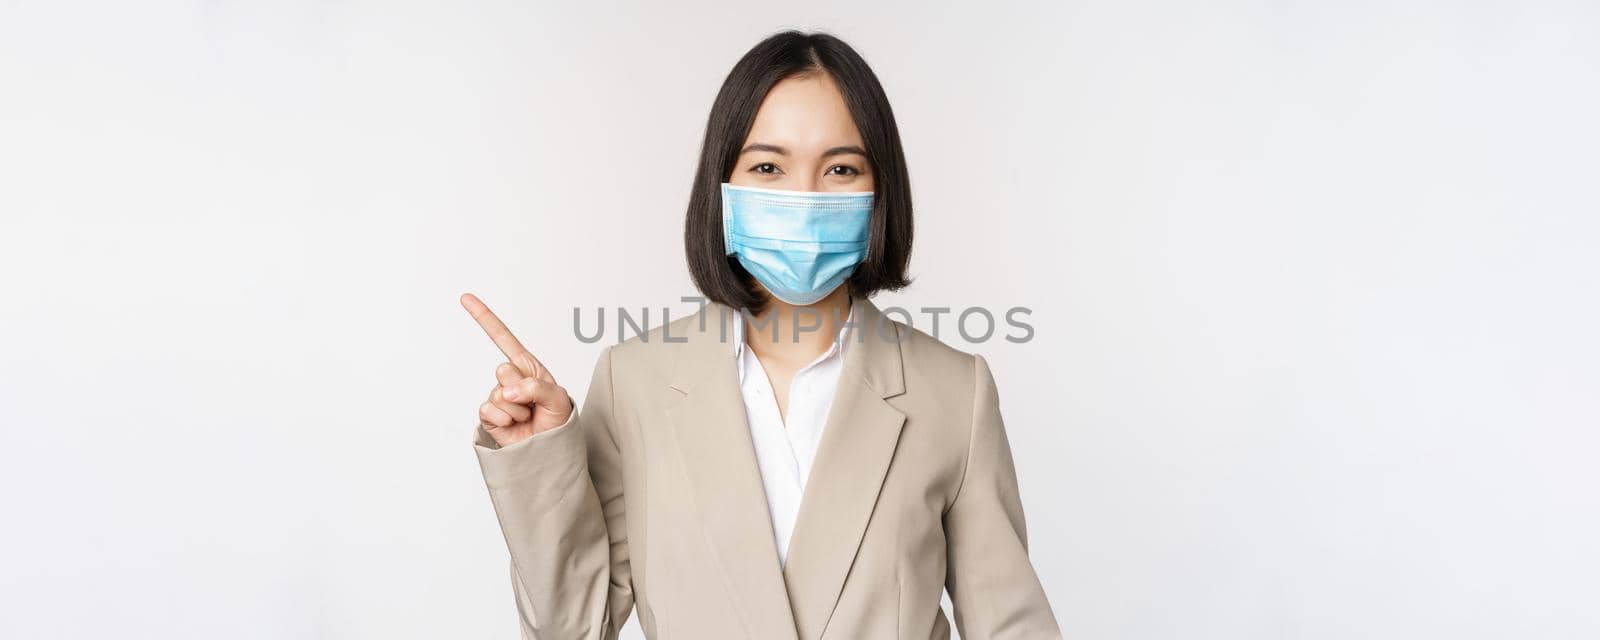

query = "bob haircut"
[684,31,913,314]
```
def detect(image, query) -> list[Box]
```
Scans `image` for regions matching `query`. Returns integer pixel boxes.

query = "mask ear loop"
[719,183,736,256]
[861,194,878,264]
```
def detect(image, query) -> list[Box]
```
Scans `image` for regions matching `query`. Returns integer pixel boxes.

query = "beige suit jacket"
[473,296,1062,639]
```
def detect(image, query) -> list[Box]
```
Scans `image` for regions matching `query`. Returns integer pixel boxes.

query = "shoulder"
[886,317,996,414]
[892,318,986,380]
[589,308,714,389]
[601,308,696,360]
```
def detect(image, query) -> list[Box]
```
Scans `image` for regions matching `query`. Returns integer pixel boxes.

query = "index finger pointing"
[460,293,552,381]
[460,293,531,362]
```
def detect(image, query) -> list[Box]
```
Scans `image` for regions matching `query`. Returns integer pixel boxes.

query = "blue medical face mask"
[721,182,874,306]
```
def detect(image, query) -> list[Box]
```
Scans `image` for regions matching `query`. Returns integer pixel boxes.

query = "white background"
[3,1,1598,638]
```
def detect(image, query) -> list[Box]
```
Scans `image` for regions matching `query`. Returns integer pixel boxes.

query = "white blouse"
[731,304,856,567]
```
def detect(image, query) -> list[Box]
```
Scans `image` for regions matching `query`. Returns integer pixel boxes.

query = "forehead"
[744,73,864,149]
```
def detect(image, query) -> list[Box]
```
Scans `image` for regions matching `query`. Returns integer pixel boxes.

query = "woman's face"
[729,72,875,193]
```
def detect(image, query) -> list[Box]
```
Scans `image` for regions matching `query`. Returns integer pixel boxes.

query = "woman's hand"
[461,293,573,447]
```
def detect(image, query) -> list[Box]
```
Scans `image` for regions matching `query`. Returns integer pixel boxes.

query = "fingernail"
[503,386,520,401]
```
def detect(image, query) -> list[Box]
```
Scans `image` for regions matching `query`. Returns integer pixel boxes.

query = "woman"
[462,31,1061,639]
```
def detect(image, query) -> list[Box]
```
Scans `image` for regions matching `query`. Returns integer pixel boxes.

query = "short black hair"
[684,30,913,314]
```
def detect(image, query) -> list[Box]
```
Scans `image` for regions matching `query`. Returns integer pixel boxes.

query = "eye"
[749,162,782,175]
[827,165,862,176]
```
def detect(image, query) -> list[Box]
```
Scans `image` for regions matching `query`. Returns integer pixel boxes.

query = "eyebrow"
[739,143,870,159]
[822,145,869,159]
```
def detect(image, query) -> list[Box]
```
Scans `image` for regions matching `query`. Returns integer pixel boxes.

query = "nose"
[786,173,821,193]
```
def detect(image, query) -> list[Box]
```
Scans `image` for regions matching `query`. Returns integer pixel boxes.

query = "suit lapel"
[664,303,800,640]
[781,297,908,640]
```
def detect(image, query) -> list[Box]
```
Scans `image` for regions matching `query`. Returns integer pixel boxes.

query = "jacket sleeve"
[943,354,1063,639]
[473,345,634,639]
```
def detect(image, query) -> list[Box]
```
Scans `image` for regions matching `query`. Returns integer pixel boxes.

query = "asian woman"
[461,30,1062,639]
